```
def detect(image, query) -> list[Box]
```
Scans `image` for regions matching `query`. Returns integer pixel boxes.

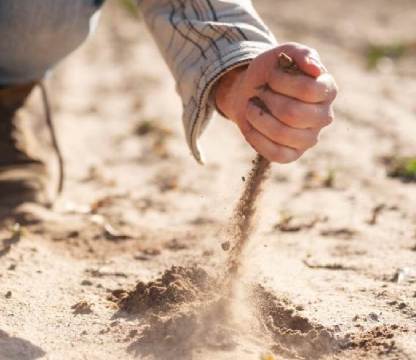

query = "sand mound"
[118,266,216,314]
[119,266,235,359]
[116,267,410,360]
[116,267,343,359]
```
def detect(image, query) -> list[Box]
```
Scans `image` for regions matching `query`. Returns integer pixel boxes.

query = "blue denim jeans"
[0,0,104,85]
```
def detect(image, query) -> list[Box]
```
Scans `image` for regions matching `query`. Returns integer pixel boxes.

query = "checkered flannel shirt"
[137,0,276,162]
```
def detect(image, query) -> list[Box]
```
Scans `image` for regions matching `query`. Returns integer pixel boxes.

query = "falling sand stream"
[225,53,300,285]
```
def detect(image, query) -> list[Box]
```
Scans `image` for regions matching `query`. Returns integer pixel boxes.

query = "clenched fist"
[215,42,337,163]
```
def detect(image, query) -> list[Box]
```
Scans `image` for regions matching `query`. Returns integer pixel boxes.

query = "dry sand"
[1,0,416,359]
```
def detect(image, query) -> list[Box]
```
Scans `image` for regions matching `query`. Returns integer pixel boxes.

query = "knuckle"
[328,85,338,101]
[320,108,335,126]
[325,113,335,126]
[332,80,339,95]
[322,75,338,101]
[299,132,318,150]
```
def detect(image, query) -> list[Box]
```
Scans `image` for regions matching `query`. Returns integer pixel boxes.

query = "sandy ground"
[1,0,416,359]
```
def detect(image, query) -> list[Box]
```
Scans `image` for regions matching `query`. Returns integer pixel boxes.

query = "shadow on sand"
[0,330,46,360]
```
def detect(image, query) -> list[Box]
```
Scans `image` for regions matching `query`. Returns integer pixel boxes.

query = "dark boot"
[0,82,62,208]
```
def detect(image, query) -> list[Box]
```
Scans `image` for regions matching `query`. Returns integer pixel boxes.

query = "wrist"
[214,66,248,120]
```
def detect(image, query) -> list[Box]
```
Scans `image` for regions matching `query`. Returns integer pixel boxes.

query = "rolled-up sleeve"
[137,0,276,163]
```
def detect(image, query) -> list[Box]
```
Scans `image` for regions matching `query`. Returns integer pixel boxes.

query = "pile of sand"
[114,265,344,359]
[116,266,235,359]
[118,266,216,314]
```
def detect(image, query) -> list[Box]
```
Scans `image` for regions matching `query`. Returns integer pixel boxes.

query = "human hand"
[215,42,337,163]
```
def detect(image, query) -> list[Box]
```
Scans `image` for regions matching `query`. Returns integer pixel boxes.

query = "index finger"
[267,70,337,104]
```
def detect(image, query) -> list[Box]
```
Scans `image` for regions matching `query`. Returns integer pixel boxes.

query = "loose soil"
[1,0,416,359]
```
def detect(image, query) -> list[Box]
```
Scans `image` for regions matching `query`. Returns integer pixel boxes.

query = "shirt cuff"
[183,41,275,164]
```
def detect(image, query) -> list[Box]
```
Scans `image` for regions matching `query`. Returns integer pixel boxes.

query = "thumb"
[300,55,327,78]
[279,48,327,78]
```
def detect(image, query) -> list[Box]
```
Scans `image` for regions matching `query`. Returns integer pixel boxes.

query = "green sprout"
[385,156,416,182]
[366,43,407,69]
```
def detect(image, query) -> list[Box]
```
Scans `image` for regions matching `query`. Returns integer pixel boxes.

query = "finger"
[277,43,326,78]
[241,123,303,164]
[246,99,319,150]
[258,90,334,129]
[268,69,337,103]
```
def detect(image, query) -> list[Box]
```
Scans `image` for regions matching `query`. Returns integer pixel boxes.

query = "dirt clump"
[71,300,94,315]
[340,325,407,357]
[253,284,339,359]
[118,265,216,314]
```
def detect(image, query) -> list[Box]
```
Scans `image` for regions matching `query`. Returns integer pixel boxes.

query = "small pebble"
[368,312,379,321]
[398,302,407,310]
[128,329,138,338]
[221,241,231,251]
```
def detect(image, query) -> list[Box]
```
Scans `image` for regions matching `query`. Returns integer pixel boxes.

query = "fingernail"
[308,57,327,73]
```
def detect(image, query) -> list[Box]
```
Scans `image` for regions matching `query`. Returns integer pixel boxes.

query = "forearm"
[137,0,276,162]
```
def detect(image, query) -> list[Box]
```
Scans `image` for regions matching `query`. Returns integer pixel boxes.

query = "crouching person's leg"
[0,0,104,208]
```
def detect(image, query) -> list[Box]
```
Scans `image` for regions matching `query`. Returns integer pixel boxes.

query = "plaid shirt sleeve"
[137,0,277,163]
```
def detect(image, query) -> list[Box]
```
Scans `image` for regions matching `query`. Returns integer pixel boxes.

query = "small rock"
[165,238,187,251]
[134,254,150,261]
[71,301,93,315]
[128,329,138,338]
[99,327,110,335]
[368,312,379,321]
[221,241,231,251]
[398,302,407,310]
[142,248,161,256]
[5,291,12,299]
[202,250,214,257]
